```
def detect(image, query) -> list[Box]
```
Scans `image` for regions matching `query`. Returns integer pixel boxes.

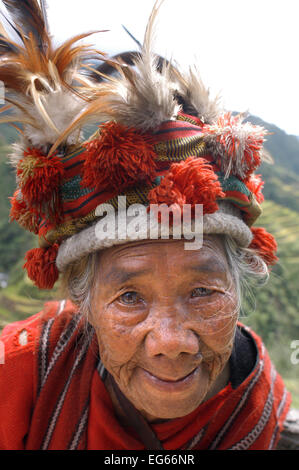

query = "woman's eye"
[119,291,141,305]
[191,287,214,298]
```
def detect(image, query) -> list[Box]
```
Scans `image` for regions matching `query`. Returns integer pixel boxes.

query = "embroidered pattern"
[68,399,90,450]
[229,366,277,450]
[268,386,289,450]
[209,357,265,450]
[41,333,92,449]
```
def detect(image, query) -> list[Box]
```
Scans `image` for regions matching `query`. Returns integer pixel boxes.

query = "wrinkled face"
[90,236,238,422]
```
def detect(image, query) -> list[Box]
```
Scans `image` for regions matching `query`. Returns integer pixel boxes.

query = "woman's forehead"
[98,236,229,278]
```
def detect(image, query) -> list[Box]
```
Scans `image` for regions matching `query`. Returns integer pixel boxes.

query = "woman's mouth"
[139,366,200,393]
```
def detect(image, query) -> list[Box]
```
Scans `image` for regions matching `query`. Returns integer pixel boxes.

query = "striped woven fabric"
[20,300,290,450]
[38,113,262,248]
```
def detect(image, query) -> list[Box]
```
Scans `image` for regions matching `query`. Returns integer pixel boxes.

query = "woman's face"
[90,236,238,422]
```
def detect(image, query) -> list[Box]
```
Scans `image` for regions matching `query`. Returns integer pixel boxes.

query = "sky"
[18,0,299,135]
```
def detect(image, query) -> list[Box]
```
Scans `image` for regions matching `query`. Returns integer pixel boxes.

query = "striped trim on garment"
[68,399,90,450]
[208,356,265,450]
[67,359,107,450]
[41,332,92,450]
[268,386,289,450]
[228,366,277,450]
[185,425,207,450]
[37,317,55,396]
[40,313,83,390]
[37,300,107,450]
[97,359,107,381]
[37,300,67,394]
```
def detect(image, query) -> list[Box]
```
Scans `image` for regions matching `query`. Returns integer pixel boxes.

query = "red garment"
[0,300,291,450]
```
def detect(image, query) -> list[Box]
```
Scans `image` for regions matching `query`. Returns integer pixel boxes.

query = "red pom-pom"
[23,244,59,289]
[246,174,264,203]
[81,121,157,191]
[17,148,64,222]
[249,227,278,266]
[148,157,225,215]
[9,190,40,234]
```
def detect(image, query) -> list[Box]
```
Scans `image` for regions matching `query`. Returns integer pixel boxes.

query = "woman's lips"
[140,366,199,393]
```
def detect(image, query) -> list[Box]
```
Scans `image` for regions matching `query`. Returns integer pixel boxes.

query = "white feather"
[8,140,28,167]
[105,0,181,131]
[21,90,85,149]
[106,63,181,131]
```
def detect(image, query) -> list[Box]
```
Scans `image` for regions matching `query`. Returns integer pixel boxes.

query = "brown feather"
[0,0,109,151]
[52,31,107,78]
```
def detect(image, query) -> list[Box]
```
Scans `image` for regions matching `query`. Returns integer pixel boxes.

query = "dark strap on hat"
[107,373,164,450]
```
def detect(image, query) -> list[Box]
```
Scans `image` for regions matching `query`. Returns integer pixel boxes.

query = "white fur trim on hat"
[56,201,252,272]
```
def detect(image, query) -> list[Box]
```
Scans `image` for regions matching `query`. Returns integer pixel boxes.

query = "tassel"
[246,174,264,204]
[202,112,267,180]
[249,227,278,266]
[17,147,64,223]
[81,121,157,191]
[9,189,40,234]
[23,243,59,289]
[148,156,225,215]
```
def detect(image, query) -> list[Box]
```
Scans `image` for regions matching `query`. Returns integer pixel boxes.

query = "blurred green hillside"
[0,116,298,406]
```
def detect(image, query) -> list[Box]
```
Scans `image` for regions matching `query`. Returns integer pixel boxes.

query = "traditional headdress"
[1,0,278,289]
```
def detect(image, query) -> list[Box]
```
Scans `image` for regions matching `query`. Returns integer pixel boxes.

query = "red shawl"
[0,300,291,450]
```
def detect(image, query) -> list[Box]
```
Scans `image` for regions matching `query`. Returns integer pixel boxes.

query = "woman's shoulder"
[0,299,80,450]
[0,299,79,360]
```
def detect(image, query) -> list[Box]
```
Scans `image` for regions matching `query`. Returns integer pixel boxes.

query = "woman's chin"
[125,364,211,422]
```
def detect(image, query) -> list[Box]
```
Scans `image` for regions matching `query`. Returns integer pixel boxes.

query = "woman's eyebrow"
[189,259,228,274]
[104,267,152,284]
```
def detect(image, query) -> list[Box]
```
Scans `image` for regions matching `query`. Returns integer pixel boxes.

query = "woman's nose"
[144,316,199,359]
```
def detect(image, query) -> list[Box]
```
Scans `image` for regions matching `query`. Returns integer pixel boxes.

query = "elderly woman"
[0,1,291,450]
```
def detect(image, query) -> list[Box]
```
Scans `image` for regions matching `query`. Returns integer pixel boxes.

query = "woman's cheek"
[94,305,143,369]
[188,292,238,366]
[200,314,237,351]
[191,291,237,331]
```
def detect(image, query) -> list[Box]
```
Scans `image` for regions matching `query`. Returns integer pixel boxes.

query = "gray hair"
[222,235,269,316]
[59,234,269,322]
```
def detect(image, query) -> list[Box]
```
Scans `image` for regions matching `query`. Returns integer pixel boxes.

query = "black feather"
[85,51,141,82]
[0,10,24,43]
[88,50,174,84]
[1,0,48,51]
[0,33,18,54]
[122,25,142,50]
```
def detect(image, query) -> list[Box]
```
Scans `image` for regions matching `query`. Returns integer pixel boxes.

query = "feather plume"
[50,0,181,142]
[8,139,29,168]
[172,66,222,124]
[48,93,113,156]
[122,25,142,50]
[104,0,180,131]
[0,0,107,157]
[2,0,50,51]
